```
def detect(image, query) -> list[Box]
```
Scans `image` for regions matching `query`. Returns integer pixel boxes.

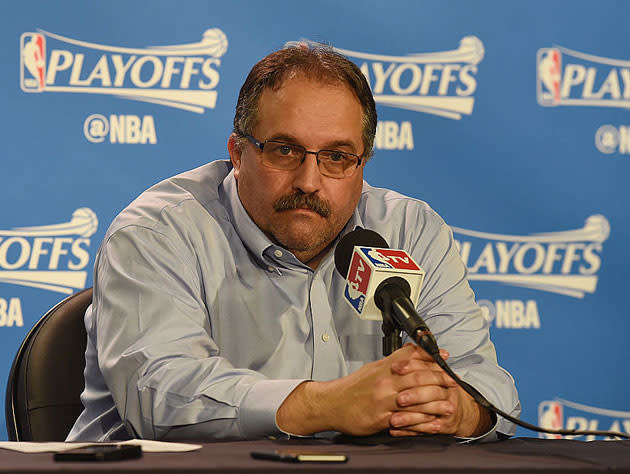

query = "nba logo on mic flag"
[362,248,422,271]
[20,33,46,91]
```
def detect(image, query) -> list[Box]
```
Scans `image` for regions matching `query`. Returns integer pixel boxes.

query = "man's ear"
[227,133,242,179]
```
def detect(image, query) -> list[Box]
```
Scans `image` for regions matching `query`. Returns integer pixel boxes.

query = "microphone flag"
[343,246,425,320]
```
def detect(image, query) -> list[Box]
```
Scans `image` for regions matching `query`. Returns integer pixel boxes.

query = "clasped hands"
[277,343,492,438]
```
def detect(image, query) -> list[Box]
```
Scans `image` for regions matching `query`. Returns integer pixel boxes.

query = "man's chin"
[278,235,327,254]
[273,225,331,255]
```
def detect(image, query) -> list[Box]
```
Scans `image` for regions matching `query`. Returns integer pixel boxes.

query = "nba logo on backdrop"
[537,45,630,108]
[537,49,562,104]
[20,33,46,91]
[538,401,564,439]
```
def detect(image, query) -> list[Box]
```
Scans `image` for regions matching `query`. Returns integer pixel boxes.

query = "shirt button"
[321,333,330,343]
[267,266,275,272]
[274,249,283,258]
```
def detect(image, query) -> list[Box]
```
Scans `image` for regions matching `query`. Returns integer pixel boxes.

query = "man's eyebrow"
[266,133,301,143]
[266,133,359,152]
[322,140,359,152]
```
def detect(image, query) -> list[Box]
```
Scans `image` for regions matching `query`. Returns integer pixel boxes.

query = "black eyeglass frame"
[242,134,363,179]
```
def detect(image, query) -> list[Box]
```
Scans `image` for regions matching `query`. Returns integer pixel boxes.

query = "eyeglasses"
[243,134,363,179]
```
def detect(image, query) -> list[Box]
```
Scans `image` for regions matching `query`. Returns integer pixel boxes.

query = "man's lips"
[285,207,319,215]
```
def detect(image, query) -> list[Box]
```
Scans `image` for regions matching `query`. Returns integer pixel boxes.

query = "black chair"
[5,287,92,441]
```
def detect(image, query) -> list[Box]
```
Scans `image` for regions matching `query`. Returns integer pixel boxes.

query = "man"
[67,43,520,442]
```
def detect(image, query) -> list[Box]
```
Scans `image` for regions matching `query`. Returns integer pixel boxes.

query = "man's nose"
[291,151,322,193]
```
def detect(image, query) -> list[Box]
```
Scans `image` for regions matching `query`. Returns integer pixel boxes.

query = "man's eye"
[328,152,346,162]
[278,145,293,156]
[269,144,296,156]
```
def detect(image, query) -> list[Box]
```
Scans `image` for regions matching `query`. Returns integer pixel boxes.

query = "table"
[1,437,629,473]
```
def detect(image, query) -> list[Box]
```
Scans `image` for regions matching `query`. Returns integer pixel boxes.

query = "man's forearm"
[276,381,334,435]
[455,387,495,437]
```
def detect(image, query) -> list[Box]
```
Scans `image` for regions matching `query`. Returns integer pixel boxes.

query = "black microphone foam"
[334,227,389,277]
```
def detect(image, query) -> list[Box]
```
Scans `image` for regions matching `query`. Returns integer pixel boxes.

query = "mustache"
[273,192,331,218]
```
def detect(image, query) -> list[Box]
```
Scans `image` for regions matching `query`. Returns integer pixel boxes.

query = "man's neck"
[295,240,335,271]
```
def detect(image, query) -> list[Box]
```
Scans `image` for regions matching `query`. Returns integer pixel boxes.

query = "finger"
[393,365,458,390]
[397,385,454,411]
[389,343,436,361]
[407,345,446,361]
[389,419,452,436]
[389,428,426,437]
[389,429,416,437]
[391,411,459,435]
[411,346,449,361]
[391,358,438,376]
[389,413,442,434]
[390,411,436,429]
[396,398,456,419]
[387,342,422,363]
[391,348,450,372]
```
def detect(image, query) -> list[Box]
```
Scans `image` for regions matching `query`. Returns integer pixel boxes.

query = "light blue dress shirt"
[67,160,520,442]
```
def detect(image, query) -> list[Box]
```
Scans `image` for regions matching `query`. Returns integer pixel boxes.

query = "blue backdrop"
[2,0,629,440]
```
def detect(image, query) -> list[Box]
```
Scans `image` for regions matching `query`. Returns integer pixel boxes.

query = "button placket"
[309,276,345,380]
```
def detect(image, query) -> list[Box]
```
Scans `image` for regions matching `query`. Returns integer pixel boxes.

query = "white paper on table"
[0,439,202,453]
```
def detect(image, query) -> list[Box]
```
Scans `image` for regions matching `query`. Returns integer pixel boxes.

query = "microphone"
[334,228,439,356]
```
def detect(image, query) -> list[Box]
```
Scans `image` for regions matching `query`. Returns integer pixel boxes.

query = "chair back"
[5,288,92,441]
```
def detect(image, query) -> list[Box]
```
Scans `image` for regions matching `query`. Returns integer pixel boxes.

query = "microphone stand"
[380,300,403,356]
